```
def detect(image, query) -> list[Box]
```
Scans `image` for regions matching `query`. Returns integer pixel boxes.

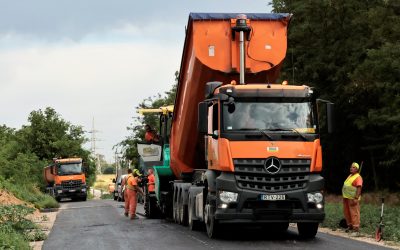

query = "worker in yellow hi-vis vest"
[342,162,363,233]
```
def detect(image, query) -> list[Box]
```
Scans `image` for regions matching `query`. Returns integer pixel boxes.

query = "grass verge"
[0,177,59,209]
[322,201,400,242]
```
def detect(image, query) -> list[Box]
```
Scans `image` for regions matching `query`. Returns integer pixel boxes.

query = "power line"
[88,117,102,174]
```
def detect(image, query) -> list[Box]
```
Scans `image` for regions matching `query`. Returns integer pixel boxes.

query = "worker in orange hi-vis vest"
[124,169,144,220]
[123,169,133,217]
[144,124,160,143]
[342,162,363,234]
[147,168,155,192]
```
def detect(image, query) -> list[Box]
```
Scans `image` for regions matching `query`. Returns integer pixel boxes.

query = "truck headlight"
[82,188,87,192]
[57,190,63,194]
[307,192,323,203]
[219,191,238,203]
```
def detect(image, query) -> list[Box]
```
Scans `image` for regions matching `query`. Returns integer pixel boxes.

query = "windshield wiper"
[258,129,274,140]
[267,128,307,141]
[238,128,274,141]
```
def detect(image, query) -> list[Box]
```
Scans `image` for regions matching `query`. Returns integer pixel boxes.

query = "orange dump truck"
[149,13,334,238]
[44,158,87,202]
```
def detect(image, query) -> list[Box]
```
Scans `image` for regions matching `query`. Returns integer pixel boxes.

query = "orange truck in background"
[145,13,334,239]
[44,158,87,202]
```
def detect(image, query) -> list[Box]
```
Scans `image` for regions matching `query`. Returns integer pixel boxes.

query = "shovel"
[375,197,385,242]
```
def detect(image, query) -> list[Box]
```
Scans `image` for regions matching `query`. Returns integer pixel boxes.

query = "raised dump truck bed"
[170,13,291,178]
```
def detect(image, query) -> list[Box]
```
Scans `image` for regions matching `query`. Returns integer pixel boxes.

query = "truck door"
[207,103,219,169]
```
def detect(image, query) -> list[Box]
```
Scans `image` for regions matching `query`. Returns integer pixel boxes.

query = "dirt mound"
[0,189,40,217]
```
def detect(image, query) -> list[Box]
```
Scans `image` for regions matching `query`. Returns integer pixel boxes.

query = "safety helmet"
[133,169,142,176]
[352,162,359,169]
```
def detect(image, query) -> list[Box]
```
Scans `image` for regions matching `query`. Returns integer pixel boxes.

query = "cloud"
[0,0,272,41]
[0,39,181,161]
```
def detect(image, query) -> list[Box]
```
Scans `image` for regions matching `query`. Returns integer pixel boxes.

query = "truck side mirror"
[198,102,209,134]
[82,165,88,174]
[327,103,334,133]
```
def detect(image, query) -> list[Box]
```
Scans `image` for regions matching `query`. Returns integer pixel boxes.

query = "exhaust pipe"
[233,14,250,85]
[239,30,245,84]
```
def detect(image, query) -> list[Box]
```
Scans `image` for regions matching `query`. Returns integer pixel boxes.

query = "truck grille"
[234,158,310,192]
[61,180,83,189]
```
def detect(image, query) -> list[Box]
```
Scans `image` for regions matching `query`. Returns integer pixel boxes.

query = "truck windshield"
[57,163,83,175]
[222,101,316,133]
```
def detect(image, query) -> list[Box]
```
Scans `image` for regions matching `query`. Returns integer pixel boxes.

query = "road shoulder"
[318,227,400,250]
[29,209,59,250]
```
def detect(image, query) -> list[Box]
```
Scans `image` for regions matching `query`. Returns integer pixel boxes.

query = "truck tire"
[81,195,87,201]
[188,195,201,231]
[113,192,118,201]
[145,194,159,218]
[297,222,319,239]
[144,194,150,217]
[55,197,61,202]
[204,194,220,238]
[178,193,188,226]
[173,186,180,223]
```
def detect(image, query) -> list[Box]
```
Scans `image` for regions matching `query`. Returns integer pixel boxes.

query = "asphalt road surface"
[43,199,392,250]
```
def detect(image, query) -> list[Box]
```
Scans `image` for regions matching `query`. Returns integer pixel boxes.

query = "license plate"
[69,189,76,192]
[260,194,286,201]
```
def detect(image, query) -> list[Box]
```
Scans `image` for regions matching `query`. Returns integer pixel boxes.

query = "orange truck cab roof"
[54,158,82,164]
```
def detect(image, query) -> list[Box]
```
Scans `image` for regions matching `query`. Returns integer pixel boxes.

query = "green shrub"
[0,226,30,250]
[35,194,60,209]
[103,167,115,174]
[101,193,113,199]
[0,204,47,247]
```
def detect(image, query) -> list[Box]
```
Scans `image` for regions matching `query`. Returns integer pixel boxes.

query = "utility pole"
[88,117,101,174]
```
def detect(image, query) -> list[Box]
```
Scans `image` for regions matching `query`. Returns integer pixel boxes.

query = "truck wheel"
[179,193,188,226]
[297,222,319,239]
[204,194,220,238]
[55,197,61,202]
[144,194,150,218]
[188,196,201,231]
[151,196,161,218]
[81,195,87,201]
[173,187,180,223]
[113,193,118,201]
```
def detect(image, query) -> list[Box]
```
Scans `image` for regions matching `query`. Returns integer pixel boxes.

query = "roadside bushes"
[0,205,46,249]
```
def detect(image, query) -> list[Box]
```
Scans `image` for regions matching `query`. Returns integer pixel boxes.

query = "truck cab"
[44,158,87,202]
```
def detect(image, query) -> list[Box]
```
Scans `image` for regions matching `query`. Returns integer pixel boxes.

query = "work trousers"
[124,189,137,217]
[343,198,360,230]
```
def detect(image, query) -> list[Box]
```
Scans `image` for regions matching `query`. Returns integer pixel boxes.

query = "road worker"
[144,124,160,143]
[123,169,143,219]
[342,162,363,234]
[123,169,133,217]
[126,169,143,220]
[147,168,155,193]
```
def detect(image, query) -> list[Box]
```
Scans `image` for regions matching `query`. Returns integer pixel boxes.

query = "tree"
[17,107,87,160]
[118,71,178,166]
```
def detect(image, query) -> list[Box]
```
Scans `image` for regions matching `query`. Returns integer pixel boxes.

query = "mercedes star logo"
[264,157,281,175]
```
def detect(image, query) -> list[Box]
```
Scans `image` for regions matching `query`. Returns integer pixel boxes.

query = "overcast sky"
[0,0,272,163]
